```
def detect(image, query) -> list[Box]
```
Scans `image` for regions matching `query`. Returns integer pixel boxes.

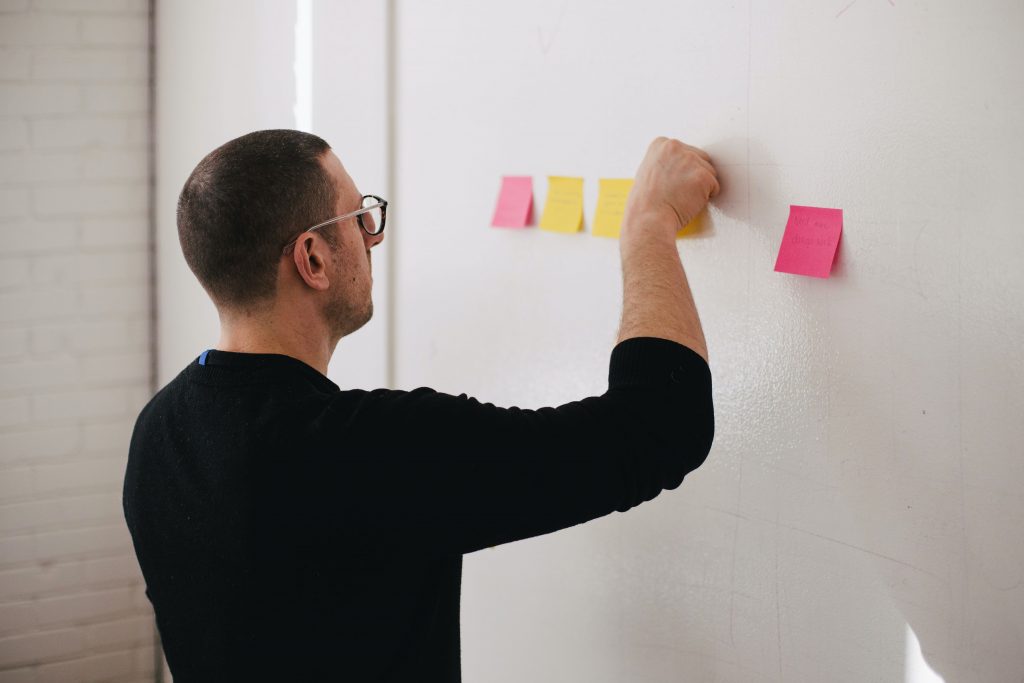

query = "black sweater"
[123,337,713,682]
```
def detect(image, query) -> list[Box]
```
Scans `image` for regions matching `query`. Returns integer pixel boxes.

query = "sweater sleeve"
[340,336,713,554]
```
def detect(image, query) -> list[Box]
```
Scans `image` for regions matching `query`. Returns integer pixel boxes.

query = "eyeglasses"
[282,194,388,254]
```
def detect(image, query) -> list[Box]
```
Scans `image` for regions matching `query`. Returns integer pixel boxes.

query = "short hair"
[177,129,337,309]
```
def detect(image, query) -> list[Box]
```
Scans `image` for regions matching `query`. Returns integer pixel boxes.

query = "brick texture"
[0,0,154,680]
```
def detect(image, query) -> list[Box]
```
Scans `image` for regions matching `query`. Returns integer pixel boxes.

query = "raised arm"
[345,337,713,555]
[618,137,720,361]
[335,138,719,555]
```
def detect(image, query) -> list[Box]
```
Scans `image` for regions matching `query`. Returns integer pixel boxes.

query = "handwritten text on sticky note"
[539,176,584,233]
[491,176,533,228]
[592,178,634,238]
[774,205,843,278]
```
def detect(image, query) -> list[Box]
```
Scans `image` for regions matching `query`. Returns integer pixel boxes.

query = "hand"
[622,137,720,240]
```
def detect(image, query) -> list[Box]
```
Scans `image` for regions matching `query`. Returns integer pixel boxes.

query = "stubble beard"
[324,279,372,339]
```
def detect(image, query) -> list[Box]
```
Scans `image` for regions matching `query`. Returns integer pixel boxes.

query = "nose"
[364,229,384,249]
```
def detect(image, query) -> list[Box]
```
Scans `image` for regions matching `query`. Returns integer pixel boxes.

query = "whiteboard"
[391,1,1024,681]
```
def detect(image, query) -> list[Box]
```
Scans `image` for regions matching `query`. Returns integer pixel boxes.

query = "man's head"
[177,129,383,341]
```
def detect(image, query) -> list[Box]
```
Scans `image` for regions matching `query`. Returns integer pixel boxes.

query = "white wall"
[154,0,297,386]
[392,1,1023,682]
[156,0,390,390]
[152,1,1024,682]
[0,0,156,679]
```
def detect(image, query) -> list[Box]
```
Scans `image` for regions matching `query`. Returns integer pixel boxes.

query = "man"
[124,129,719,681]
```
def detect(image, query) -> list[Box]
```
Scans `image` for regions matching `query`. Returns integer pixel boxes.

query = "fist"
[623,137,720,238]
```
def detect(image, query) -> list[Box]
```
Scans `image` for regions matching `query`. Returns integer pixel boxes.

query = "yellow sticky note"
[539,176,583,233]
[677,214,701,237]
[592,178,634,238]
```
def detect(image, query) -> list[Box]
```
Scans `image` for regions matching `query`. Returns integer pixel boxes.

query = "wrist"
[621,206,682,242]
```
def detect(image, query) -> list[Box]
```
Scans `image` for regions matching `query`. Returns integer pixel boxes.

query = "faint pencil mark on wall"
[837,0,896,19]
[538,0,569,55]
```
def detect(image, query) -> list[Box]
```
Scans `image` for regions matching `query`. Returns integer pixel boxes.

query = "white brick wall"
[0,0,155,681]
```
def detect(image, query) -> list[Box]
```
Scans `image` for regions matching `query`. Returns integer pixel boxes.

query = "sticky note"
[592,178,634,238]
[774,205,843,278]
[491,176,533,228]
[539,176,584,233]
[676,214,702,238]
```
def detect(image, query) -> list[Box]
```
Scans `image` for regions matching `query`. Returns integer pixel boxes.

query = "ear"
[290,234,332,292]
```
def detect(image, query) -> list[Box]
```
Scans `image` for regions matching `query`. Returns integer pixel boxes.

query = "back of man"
[124,130,719,682]
[125,353,466,680]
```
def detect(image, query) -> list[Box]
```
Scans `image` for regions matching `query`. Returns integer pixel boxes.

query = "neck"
[216,302,336,376]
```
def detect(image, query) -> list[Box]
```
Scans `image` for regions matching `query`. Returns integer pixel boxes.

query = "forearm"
[617,218,708,362]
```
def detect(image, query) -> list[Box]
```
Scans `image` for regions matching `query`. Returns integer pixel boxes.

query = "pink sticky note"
[774,205,843,278]
[491,176,533,228]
